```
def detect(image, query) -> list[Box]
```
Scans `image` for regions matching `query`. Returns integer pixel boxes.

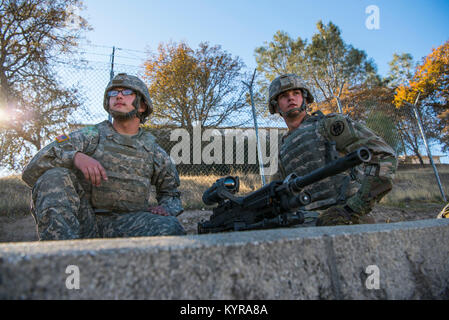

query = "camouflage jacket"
[22,120,183,216]
[270,112,397,213]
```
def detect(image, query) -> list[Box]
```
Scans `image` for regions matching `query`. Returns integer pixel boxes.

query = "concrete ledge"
[1,219,448,299]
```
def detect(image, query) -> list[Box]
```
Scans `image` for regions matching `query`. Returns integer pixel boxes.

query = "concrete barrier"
[1,219,448,299]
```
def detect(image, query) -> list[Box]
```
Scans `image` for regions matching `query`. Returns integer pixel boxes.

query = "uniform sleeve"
[321,114,398,214]
[22,126,100,188]
[151,144,184,216]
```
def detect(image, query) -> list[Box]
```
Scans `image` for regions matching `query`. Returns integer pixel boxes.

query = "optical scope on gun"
[198,147,372,234]
[202,176,240,205]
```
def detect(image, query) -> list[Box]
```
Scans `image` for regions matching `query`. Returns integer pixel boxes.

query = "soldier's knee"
[32,167,84,215]
[35,168,72,189]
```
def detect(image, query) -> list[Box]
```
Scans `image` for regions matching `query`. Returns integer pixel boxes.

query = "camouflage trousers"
[31,168,186,241]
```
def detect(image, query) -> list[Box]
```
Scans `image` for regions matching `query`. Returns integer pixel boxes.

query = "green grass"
[1,166,447,217]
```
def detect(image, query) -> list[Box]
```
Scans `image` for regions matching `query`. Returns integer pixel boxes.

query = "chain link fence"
[25,50,449,207]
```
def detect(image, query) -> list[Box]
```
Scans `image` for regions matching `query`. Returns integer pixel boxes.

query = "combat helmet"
[103,73,153,123]
[268,74,314,114]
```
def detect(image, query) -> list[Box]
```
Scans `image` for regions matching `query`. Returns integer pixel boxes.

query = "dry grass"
[176,172,262,210]
[0,175,31,217]
[381,166,449,207]
[0,172,263,216]
[1,167,447,217]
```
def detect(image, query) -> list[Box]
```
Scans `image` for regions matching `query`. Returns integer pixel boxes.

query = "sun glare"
[0,108,8,121]
[0,107,16,126]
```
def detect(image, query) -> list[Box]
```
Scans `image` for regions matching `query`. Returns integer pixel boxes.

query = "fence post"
[406,98,447,202]
[243,69,266,186]
[335,95,343,114]
[108,46,115,123]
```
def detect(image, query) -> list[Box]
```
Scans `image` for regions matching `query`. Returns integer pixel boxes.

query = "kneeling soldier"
[268,74,397,226]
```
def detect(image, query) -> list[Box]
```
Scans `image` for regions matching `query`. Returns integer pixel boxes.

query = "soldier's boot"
[97,211,186,237]
[32,168,98,240]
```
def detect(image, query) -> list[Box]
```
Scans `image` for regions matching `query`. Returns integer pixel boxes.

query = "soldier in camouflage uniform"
[268,74,397,226]
[22,73,186,240]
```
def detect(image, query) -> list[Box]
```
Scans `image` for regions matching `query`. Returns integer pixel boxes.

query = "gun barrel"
[289,147,371,192]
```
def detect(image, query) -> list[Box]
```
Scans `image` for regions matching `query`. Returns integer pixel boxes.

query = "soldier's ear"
[271,100,278,112]
[139,101,147,112]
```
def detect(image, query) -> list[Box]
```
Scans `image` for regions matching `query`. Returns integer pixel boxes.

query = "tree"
[253,31,309,117]
[143,41,248,130]
[394,41,449,152]
[386,53,415,87]
[254,21,380,115]
[254,31,309,94]
[305,21,380,111]
[0,0,90,170]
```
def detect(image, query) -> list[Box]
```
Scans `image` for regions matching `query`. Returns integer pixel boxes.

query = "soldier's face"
[109,87,137,113]
[277,89,304,115]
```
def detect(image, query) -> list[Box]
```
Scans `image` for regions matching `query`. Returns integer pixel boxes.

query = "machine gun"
[197,147,372,234]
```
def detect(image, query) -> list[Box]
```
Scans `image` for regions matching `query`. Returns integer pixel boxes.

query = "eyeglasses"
[107,89,135,97]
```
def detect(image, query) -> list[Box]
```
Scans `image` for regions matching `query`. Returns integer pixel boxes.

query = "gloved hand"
[437,203,449,219]
[148,205,169,216]
[316,205,362,226]
[345,175,393,216]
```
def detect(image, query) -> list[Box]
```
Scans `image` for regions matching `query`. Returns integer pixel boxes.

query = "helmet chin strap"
[110,108,138,120]
[279,100,307,119]
[109,94,144,122]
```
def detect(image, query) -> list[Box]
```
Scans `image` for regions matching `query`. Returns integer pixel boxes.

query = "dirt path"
[0,204,444,243]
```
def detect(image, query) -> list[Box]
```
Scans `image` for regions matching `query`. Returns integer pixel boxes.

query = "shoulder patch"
[330,120,345,136]
[323,114,358,151]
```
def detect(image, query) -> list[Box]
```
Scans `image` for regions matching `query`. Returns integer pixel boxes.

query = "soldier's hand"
[73,152,108,187]
[148,206,169,216]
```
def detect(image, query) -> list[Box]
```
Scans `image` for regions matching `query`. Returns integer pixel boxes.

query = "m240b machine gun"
[197,147,372,234]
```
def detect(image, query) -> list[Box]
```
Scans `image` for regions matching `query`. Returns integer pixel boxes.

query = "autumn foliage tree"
[0,0,90,170]
[394,40,449,152]
[143,41,248,129]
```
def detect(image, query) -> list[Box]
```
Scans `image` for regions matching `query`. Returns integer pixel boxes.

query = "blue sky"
[81,0,449,77]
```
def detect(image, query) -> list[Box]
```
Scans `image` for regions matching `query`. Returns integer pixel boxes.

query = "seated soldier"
[22,73,186,240]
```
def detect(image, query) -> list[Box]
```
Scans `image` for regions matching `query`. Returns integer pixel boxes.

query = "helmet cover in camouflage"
[104,73,153,123]
[268,74,314,114]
